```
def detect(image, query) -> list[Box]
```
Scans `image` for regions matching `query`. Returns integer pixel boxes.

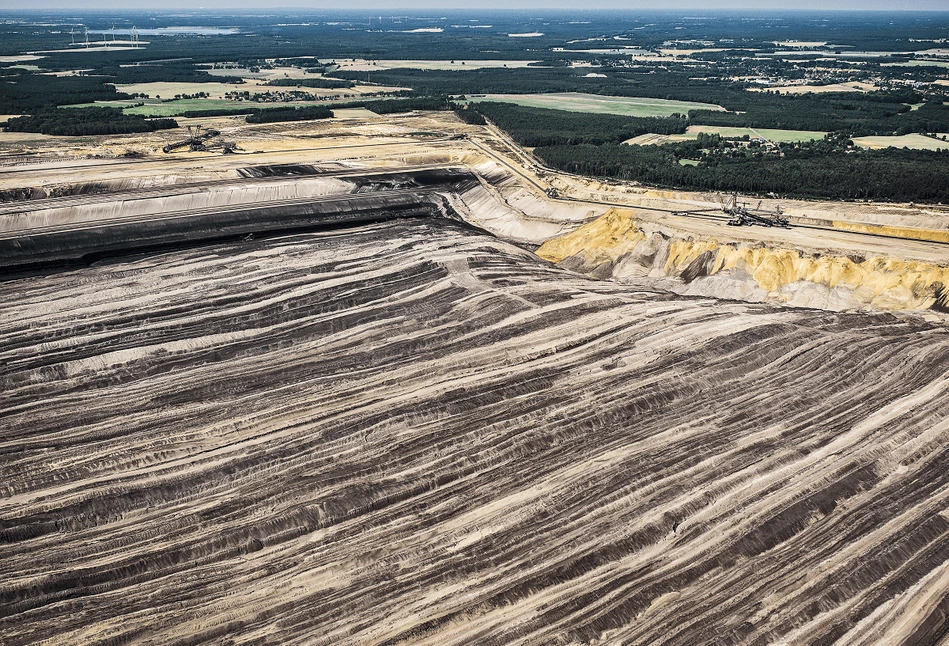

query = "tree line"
[471,101,686,145]
[533,140,949,202]
[467,101,949,203]
[4,107,178,136]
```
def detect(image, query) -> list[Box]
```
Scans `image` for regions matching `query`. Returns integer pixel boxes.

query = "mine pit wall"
[0,167,482,274]
[0,195,453,275]
[538,209,949,313]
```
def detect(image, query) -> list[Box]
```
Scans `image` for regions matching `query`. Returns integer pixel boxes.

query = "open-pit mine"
[3,111,949,645]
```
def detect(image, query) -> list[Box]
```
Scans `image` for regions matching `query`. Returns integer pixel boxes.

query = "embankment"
[538,208,949,312]
[0,167,481,274]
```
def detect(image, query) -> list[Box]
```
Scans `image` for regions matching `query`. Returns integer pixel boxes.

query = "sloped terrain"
[2,219,949,645]
[537,208,949,312]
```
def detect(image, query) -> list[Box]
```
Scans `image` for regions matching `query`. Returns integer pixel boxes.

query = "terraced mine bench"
[0,166,481,275]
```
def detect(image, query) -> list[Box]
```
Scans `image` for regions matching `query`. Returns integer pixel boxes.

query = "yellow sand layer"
[537,208,645,264]
[832,221,949,244]
[664,240,949,304]
[538,208,949,310]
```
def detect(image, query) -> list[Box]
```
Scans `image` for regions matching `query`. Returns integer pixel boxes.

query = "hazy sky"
[3,0,947,9]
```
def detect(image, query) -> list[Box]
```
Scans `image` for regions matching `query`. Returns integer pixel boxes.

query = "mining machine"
[162,125,221,154]
[674,192,790,228]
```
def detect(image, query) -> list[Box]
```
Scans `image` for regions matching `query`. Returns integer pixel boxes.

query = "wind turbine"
[84,26,89,49]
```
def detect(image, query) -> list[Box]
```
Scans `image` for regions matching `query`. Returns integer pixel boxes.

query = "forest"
[264,78,355,90]
[244,105,334,123]
[4,107,178,136]
[535,141,949,202]
[3,11,947,61]
[241,97,450,123]
[0,70,132,113]
[350,68,949,135]
[469,101,949,202]
[471,102,686,145]
[1,10,947,201]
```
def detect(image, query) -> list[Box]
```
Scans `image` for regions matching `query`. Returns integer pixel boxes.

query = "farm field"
[331,107,382,119]
[657,48,730,56]
[116,81,249,100]
[61,85,406,117]
[624,125,827,146]
[852,133,949,150]
[205,65,320,80]
[883,60,949,69]
[473,92,725,117]
[748,81,877,94]
[333,59,540,71]
[112,81,404,103]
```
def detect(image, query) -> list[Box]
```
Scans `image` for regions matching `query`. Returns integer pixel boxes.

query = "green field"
[853,133,949,151]
[625,125,826,146]
[474,92,726,117]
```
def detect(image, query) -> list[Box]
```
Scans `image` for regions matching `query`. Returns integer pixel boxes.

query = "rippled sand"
[2,219,949,645]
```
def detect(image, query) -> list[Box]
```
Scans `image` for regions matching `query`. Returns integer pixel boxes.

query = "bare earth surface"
[2,111,949,645]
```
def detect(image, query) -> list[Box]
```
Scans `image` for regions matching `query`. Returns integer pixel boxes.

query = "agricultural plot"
[853,133,949,151]
[334,59,540,72]
[112,81,402,104]
[748,81,877,94]
[60,86,407,117]
[883,60,949,69]
[475,92,725,117]
[205,65,319,80]
[624,125,826,146]
[114,82,247,100]
[331,108,382,120]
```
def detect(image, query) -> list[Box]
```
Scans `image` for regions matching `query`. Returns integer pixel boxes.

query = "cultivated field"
[331,107,382,120]
[108,81,404,105]
[883,60,949,69]
[205,65,321,80]
[748,81,877,94]
[625,125,826,145]
[333,59,540,71]
[473,92,725,117]
[116,81,247,100]
[63,87,405,117]
[853,133,949,150]
[657,48,729,56]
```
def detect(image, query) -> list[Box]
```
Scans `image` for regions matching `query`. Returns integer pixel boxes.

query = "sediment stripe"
[1,219,948,645]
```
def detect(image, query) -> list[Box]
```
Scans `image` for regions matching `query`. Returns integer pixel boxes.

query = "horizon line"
[3,6,949,13]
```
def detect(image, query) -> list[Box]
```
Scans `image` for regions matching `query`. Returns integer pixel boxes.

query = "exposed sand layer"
[3,220,949,646]
[538,208,949,312]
